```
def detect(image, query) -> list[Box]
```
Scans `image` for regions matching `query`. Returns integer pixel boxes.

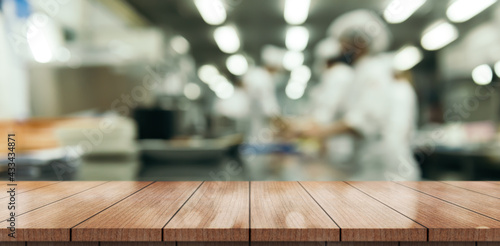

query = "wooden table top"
[1,181,499,243]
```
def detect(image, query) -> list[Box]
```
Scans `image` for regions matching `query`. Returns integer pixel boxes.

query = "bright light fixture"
[27,14,53,63]
[286,26,309,51]
[171,35,190,54]
[214,25,240,54]
[472,64,493,85]
[284,0,310,25]
[214,81,235,99]
[226,54,248,76]
[447,0,497,23]
[421,20,458,51]
[184,83,201,100]
[283,51,304,70]
[494,61,500,78]
[286,81,306,100]
[291,65,311,83]
[393,45,424,71]
[194,0,226,25]
[198,65,219,84]
[384,0,426,24]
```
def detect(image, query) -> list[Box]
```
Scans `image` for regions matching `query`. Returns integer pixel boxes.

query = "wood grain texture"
[0,181,153,241]
[251,181,339,242]
[301,182,426,241]
[101,243,175,246]
[73,182,202,241]
[254,243,325,246]
[477,243,500,246]
[328,243,397,246]
[178,243,248,246]
[0,243,25,246]
[27,243,98,246]
[400,243,475,246]
[348,181,500,241]
[164,181,249,242]
[0,181,59,198]
[442,181,500,198]
[0,181,106,220]
[397,181,500,220]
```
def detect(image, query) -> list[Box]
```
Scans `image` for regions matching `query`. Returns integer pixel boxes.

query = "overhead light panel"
[286,26,309,51]
[171,35,190,54]
[214,25,240,54]
[283,51,304,70]
[393,45,424,71]
[494,61,500,78]
[291,65,311,83]
[226,54,248,76]
[421,20,458,51]
[447,0,497,23]
[384,0,426,24]
[472,64,493,85]
[198,64,219,84]
[284,0,310,25]
[194,0,226,25]
[286,81,306,100]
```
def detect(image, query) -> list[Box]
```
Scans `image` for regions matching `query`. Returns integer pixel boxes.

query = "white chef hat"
[327,9,392,54]
[314,37,342,60]
[261,45,286,67]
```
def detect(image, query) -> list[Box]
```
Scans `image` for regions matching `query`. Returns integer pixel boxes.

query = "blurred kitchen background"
[1,0,500,181]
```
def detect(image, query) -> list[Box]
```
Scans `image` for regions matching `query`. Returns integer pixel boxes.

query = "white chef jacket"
[310,63,356,165]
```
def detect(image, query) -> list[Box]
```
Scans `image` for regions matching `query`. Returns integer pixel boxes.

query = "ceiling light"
[286,81,306,100]
[472,64,493,85]
[194,0,226,25]
[171,35,190,54]
[384,0,426,24]
[421,20,458,51]
[283,51,304,70]
[494,61,500,78]
[393,45,424,71]
[285,26,309,51]
[214,81,234,99]
[226,54,248,76]
[214,25,240,54]
[284,0,310,25]
[198,64,219,84]
[184,83,201,100]
[447,0,497,23]
[291,65,311,83]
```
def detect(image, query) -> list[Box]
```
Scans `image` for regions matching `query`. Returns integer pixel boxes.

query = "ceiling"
[125,0,498,73]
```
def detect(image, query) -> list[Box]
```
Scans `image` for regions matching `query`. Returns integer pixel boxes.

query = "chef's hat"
[261,45,285,67]
[327,9,392,54]
[314,37,342,60]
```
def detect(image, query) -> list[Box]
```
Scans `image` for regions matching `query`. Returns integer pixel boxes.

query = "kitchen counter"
[0,181,499,246]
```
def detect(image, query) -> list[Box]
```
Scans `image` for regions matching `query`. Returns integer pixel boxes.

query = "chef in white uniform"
[242,45,284,141]
[301,10,419,180]
[309,37,356,170]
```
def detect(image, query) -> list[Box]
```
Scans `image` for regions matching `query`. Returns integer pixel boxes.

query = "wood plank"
[443,181,500,198]
[0,243,25,246]
[0,181,153,241]
[400,243,475,246]
[300,181,426,241]
[0,181,107,220]
[101,243,175,246]
[164,181,249,242]
[477,243,500,246]
[348,181,500,241]
[178,243,248,246]
[328,243,397,246]
[0,181,59,198]
[254,243,324,246]
[27,243,98,246]
[397,181,500,220]
[251,181,339,242]
[73,182,202,241]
